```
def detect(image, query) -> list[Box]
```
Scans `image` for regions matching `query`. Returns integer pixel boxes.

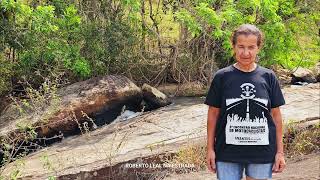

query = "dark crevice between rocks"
[0,96,145,167]
[291,75,317,85]
[291,76,306,85]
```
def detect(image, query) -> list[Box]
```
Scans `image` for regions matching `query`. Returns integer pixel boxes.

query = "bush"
[284,122,320,157]
[0,54,13,96]
[1,1,91,88]
[175,0,319,70]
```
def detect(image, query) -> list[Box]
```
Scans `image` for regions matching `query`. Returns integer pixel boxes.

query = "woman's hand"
[207,149,216,173]
[272,152,286,173]
[206,106,219,173]
[271,107,285,173]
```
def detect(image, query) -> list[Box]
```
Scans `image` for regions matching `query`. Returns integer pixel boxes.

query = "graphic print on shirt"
[225,83,269,145]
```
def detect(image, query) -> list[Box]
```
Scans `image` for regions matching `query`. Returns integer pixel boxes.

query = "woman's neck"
[234,62,257,72]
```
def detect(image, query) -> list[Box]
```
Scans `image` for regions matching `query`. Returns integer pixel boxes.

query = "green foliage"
[1,1,91,87]
[32,6,58,33]
[176,9,202,37]
[196,3,222,27]
[0,54,13,95]
[79,2,141,76]
[0,0,318,96]
[174,0,319,69]
[121,0,141,22]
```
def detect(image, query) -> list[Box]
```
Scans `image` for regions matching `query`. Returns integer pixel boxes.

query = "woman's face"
[233,34,260,66]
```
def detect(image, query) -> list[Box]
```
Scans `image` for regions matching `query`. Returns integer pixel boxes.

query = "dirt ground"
[165,153,320,180]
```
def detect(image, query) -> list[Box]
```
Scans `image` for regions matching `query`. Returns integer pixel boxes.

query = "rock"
[311,62,320,82]
[281,83,320,122]
[1,83,319,179]
[291,67,317,84]
[2,83,320,179]
[0,75,143,165]
[271,66,292,87]
[55,75,143,127]
[142,84,171,110]
[1,103,209,179]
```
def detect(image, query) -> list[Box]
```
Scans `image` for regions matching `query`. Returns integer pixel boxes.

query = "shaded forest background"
[0,0,319,98]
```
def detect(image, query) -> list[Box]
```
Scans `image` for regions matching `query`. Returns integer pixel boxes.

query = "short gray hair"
[231,24,264,48]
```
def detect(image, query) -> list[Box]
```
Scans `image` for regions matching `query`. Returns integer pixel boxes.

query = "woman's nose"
[243,48,250,56]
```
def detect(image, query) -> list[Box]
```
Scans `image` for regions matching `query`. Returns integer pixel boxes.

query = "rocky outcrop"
[54,75,143,127]
[281,83,320,122]
[273,67,292,86]
[142,83,171,110]
[291,67,317,84]
[0,75,143,166]
[1,83,319,179]
[311,62,320,82]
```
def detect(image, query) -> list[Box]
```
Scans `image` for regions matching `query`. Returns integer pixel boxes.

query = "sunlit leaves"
[121,0,141,23]
[196,3,222,27]
[176,9,202,37]
[261,0,281,22]
[0,1,92,79]
[72,58,91,78]
[0,0,17,11]
[32,6,58,33]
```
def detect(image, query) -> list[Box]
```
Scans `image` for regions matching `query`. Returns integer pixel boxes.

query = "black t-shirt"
[204,65,285,163]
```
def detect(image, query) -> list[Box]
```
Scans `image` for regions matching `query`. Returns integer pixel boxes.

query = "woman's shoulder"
[215,65,234,75]
[214,65,276,78]
[257,66,277,76]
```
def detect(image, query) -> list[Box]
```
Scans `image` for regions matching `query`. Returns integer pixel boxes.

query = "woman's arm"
[271,107,286,173]
[207,106,220,173]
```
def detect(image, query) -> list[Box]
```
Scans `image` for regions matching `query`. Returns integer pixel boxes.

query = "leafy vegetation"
[174,0,319,68]
[284,121,320,157]
[0,0,318,98]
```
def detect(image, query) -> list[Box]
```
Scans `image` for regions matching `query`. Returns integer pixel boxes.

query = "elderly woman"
[205,24,286,180]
